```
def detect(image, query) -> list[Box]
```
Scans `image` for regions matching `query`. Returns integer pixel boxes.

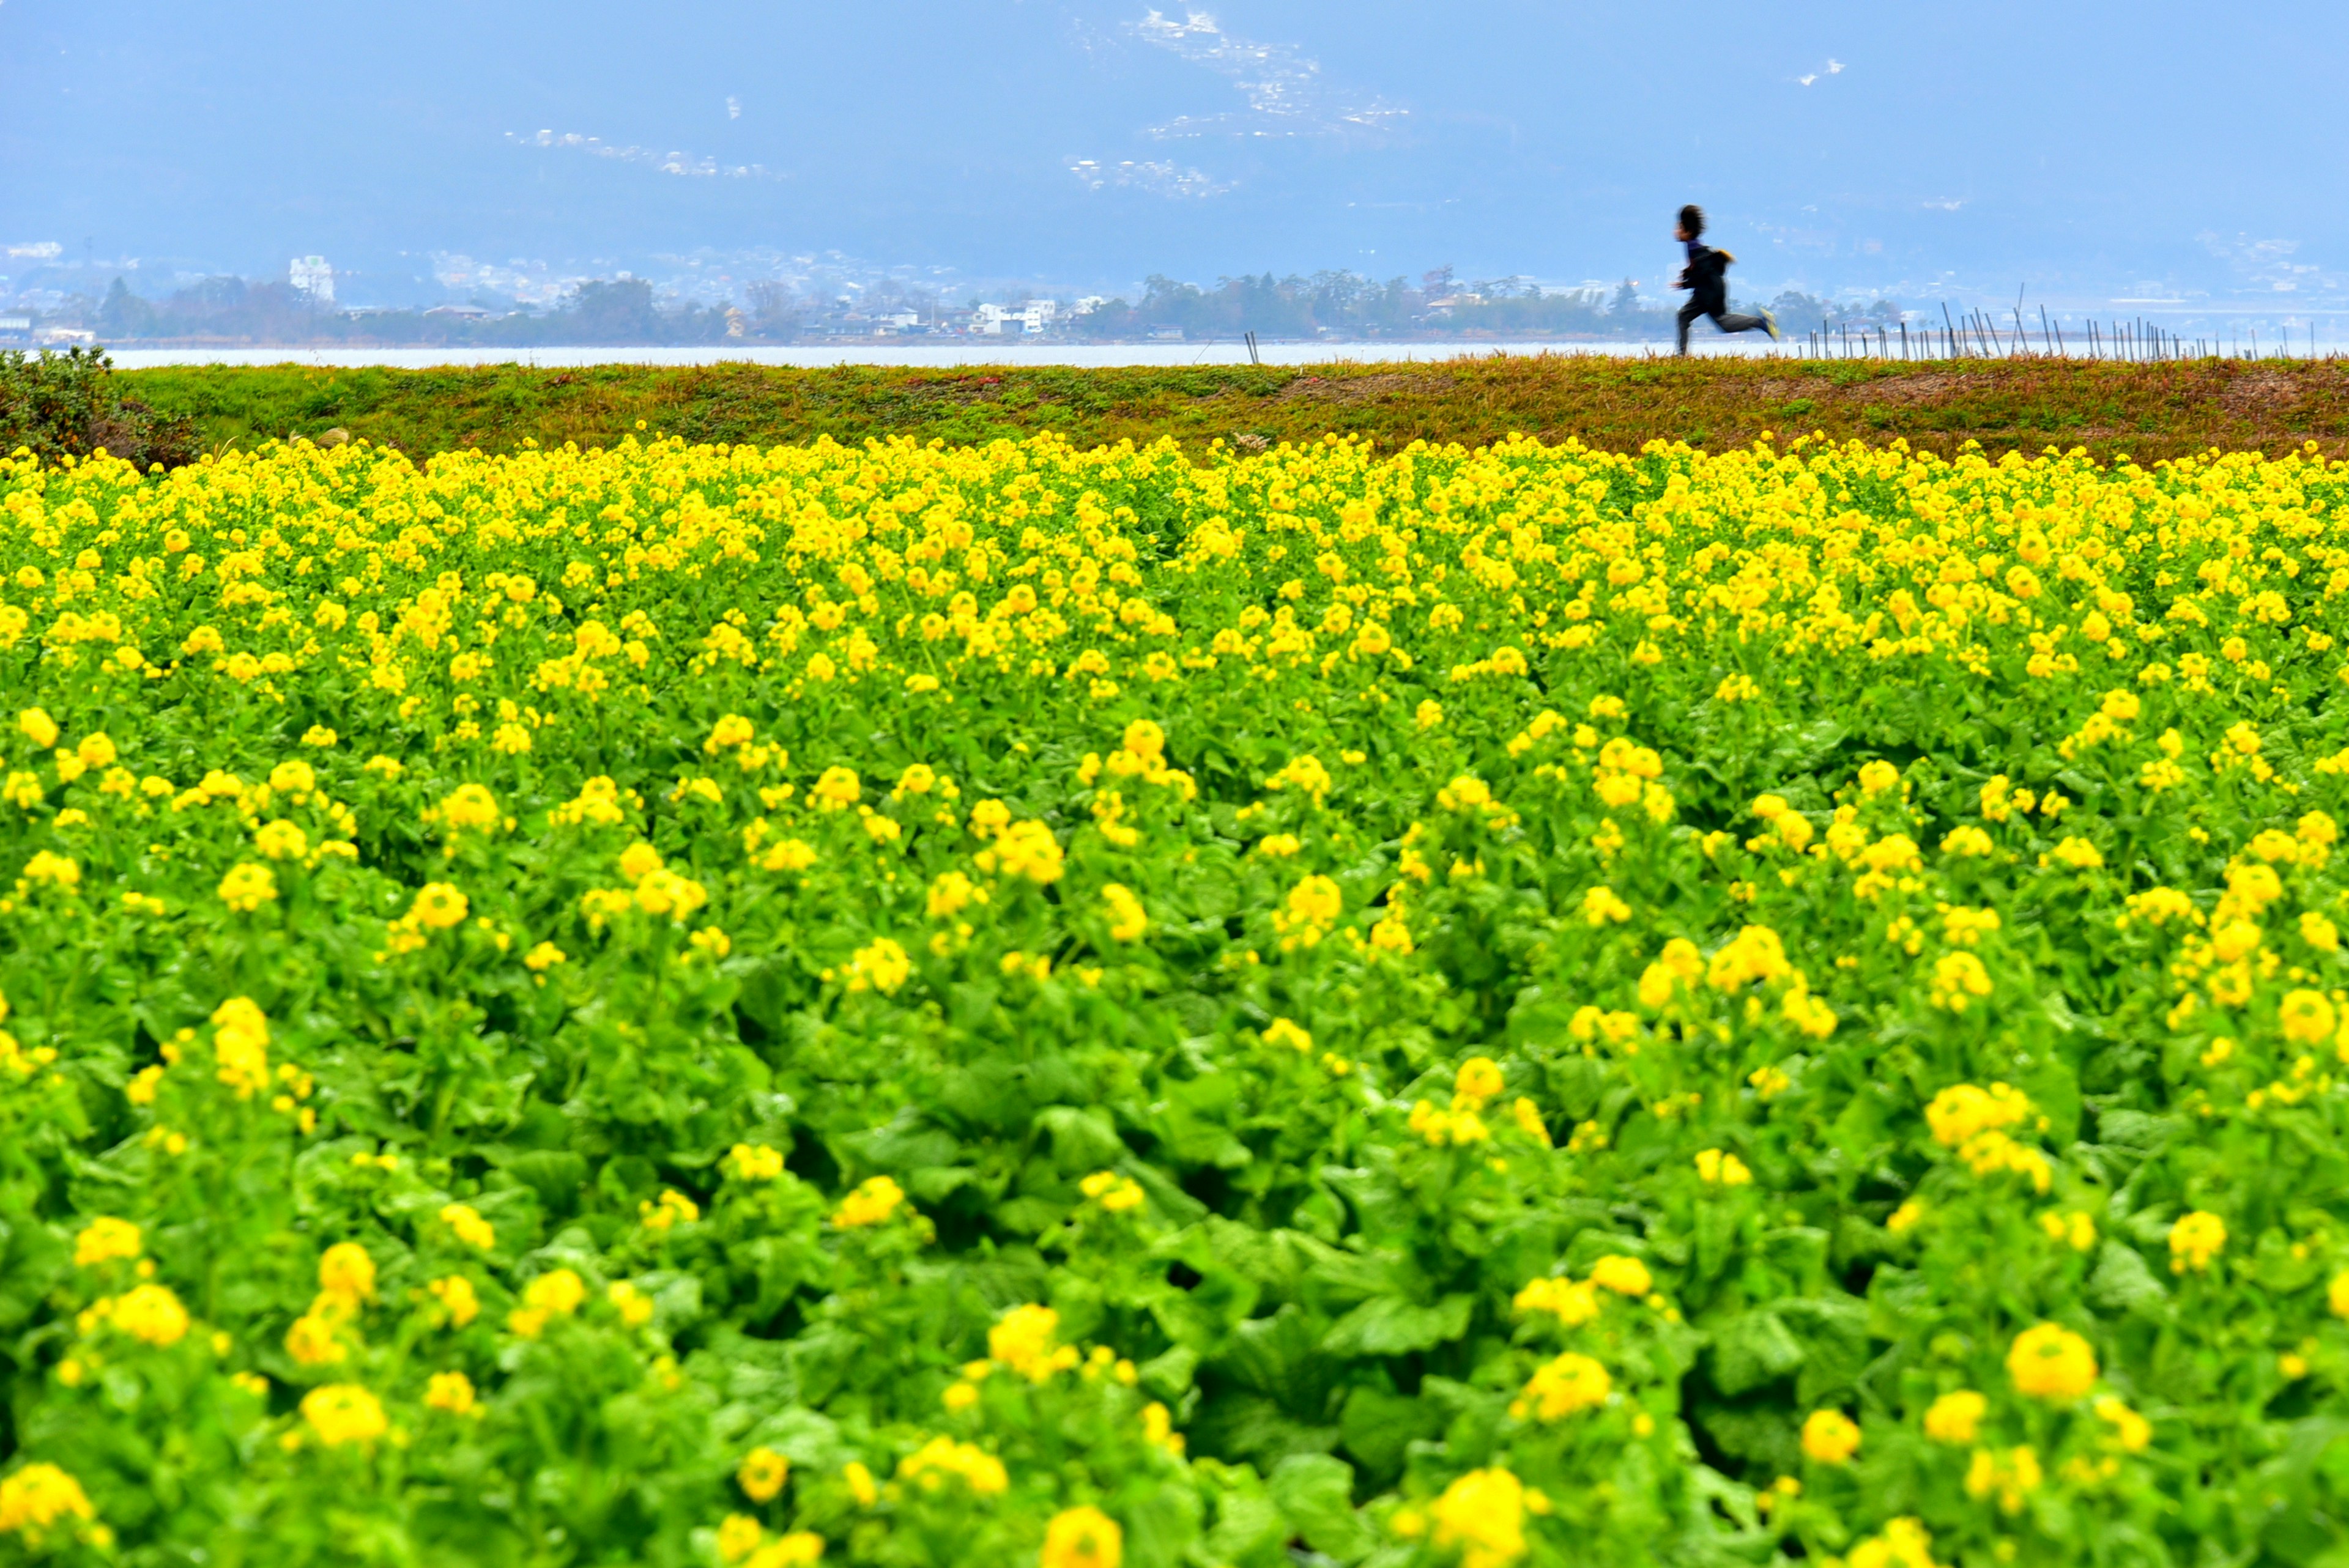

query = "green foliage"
[0,349,197,472]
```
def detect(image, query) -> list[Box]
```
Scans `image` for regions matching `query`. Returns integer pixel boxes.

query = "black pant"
[1677,297,1765,354]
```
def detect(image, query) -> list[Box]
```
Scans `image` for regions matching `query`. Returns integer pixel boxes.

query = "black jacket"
[1678,242,1732,307]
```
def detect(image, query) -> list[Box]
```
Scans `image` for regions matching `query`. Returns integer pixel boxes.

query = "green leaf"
[1320,1293,1472,1358]
[1710,1309,1809,1397]
[1269,1453,1375,1564]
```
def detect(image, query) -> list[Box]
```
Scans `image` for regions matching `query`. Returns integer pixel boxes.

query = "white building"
[290,256,335,305]
[972,300,1058,336]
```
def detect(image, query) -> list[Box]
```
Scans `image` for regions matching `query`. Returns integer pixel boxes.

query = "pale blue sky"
[2,0,2342,313]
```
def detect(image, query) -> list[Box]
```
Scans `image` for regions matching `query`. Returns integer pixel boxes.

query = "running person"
[1671,204,1779,355]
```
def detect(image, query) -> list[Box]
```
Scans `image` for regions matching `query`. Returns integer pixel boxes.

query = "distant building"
[874,311,921,333]
[0,315,31,344]
[972,300,1059,336]
[1145,325,1184,342]
[423,303,492,320]
[291,256,335,304]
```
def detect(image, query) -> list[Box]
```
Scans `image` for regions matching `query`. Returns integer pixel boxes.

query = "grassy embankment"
[119,355,2349,464]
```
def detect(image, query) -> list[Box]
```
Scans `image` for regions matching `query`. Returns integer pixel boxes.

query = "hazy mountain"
[3,0,2343,314]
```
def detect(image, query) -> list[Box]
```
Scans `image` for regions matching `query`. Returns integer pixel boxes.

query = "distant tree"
[1609,278,1642,319]
[97,279,157,341]
[1421,265,1456,295]
[566,279,662,343]
[746,281,798,334]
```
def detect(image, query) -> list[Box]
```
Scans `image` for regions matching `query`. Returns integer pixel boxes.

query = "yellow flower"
[1694,1148,1752,1186]
[845,937,911,996]
[1275,873,1343,941]
[898,1436,1009,1494]
[1262,1018,1313,1053]
[217,862,278,912]
[285,1310,349,1366]
[253,819,309,860]
[440,1203,497,1250]
[211,994,272,1098]
[1847,1517,1940,1568]
[435,782,502,832]
[718,1515,765,1564]
[1964,1444,2043,1514]
[2047,836,2104,870]
[507,1268,586,1336]
[1579,884,1632,925]
[844,1462,877,1507]
[1101,883,1148,942]
[833,1175,907,1229]
[1922,1389,1985,1444]
[111,1282,190,1346]
[705,714,755,752]
[301,1383,388,1447]
[811,766,861,810]
[410,882,470,929]
[425,1370,477,1415]
[1080,1170,1145,1212]
[1512,1352,1611,1420]
[1428,1467,1526,1568]
[607,1280,655,1326]
[2169,1210,2227,1273]
[2279,988,2337,1045]
[1928,952,1992,1011]
[1587,1256,1652,1297]
[989,1304,1079,1383]
[976,819,1064,884]
[0,1462,95,1539]
[640,1189,702,1232]
[526,1268,585,1315]
[73,1216,142,1267]
[1040,1506,1123,1568]
[17,708,61,749]
[1453,1056,1505,1105]
[1925,1082,2030,1145]
[1513,1276,1600,1326]
[2093,1395,2151,1451]
[318,1242,376,1305]
[1801,1408,1861,1464]
[738,1446,790,1502]
[727,1142,786,1182]
[747,1531,826,1568]
[427,1275,479,1328]
[2007,1322,2097,1400]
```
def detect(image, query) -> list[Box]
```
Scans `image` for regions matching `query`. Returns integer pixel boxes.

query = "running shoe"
[1759,308,1782,341]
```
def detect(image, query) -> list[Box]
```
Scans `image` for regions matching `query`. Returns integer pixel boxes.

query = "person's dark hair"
[1678,204,1705,238]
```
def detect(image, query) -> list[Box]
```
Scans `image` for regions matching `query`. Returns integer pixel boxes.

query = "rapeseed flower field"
[2,425,2348,1568]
